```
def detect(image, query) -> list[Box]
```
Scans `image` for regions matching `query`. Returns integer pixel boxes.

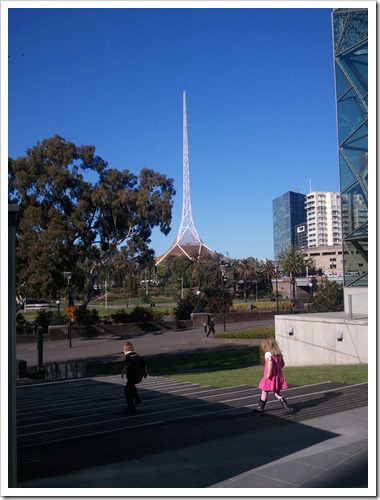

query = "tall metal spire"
[177,91,201,245]
[156,92,214,264]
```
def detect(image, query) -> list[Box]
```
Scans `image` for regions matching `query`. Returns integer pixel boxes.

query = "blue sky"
[7,2,342,260]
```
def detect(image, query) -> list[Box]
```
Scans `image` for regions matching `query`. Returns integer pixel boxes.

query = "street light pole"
[64,272,73,348]
[220,264,226,331]
[309,282,313,301]
[275,264,279,315]
[196,290,201,312]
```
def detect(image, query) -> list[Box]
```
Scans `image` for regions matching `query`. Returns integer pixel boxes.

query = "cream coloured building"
[303,245,343,275]
[305,192,342,248]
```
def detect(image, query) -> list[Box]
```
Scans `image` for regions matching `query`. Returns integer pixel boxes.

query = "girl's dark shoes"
[257,399,266,412]
[280,398,293,414]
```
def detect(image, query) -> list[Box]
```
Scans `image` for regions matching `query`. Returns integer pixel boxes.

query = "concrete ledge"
[275,312,368,366]
[45,360,87,380]
[47,321,193,341]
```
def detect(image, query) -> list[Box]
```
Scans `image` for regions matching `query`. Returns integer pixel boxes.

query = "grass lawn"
[166,364,368,388]
[88,346,368,388]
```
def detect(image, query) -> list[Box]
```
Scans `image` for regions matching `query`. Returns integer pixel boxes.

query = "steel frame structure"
[156,92,214,264]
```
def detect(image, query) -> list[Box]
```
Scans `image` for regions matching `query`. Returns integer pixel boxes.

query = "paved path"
[16,320,271,368]
[16,375,369,490]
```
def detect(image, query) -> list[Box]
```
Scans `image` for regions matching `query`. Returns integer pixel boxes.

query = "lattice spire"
[177,91,201,246]
[156,92,214,264]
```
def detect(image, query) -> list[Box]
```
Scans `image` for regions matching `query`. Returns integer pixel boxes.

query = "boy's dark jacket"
[123,352,147,384]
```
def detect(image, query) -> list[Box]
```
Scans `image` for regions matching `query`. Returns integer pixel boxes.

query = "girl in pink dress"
[257,337,293,414]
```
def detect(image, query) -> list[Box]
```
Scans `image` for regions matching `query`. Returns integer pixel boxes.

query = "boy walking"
[121,341,147,414]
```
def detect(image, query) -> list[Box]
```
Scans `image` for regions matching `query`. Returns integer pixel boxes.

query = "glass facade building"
[332,8,368,288]
[273,191,306,259]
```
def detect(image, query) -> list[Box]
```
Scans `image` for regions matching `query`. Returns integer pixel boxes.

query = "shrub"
[74,308,101,325]
[310,281,344,313]
[111,309,130,323]
[174,295,197,320]
[16,313,36,335]
[129,306,158,322]
[35,310,55,332]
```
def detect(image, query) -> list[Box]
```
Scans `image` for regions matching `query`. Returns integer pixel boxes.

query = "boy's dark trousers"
[124,380,139,410]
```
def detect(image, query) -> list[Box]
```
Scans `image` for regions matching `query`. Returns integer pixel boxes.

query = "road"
[16,319,273,369]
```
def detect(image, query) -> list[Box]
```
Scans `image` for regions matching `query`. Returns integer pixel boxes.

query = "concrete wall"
[47,320,192,341]
[344,288,368,316]
[275,312,368,366]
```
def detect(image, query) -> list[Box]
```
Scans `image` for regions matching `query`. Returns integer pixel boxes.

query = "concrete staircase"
[16,376,368,483]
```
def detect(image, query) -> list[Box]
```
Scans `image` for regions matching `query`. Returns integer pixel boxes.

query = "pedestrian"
[121,341,147,414]
[207,317,215,337]
[256,337,293,414]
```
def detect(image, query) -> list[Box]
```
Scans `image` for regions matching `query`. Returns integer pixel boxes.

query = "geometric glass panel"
[342,239,368,287]
[340,186,367,235]
[337,88,367,144]
[338,42,368,99]
[339,154,357,191]
[340,124,368,192]
[333,7,368,289]
[335,63,351,99]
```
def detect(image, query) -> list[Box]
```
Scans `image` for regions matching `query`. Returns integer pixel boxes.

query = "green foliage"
[279,246,313,277]
[35,309,55,332]
[9,135,175,308]
[310,280,344,312]
[202,287,234,313]
[174,292,197,320]
[278,246,315,300]
[16,313,36,335]
[215,327,275,339]
[128,306,151,322]
[16,309,55,334]
[73,308,101,325]
[110,306,162,323]
[235,257,259,301]
[128,306,163,322]
[111,309,130,323]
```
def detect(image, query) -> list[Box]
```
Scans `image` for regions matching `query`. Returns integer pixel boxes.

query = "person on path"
[206,317,215,337]
[121,341,147,414]
[257,337,293,414]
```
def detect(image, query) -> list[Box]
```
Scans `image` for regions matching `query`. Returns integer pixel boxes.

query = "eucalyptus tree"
[9,135,175,308]
[104,242,151,297]
[167,255,193,288]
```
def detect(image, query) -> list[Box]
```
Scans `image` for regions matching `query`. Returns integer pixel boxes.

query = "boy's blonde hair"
[259,337,282,364]
[123,341,134,352]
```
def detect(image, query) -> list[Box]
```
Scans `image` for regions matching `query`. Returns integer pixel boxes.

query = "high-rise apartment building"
[272,191,306,259]
[305,192,342,248]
